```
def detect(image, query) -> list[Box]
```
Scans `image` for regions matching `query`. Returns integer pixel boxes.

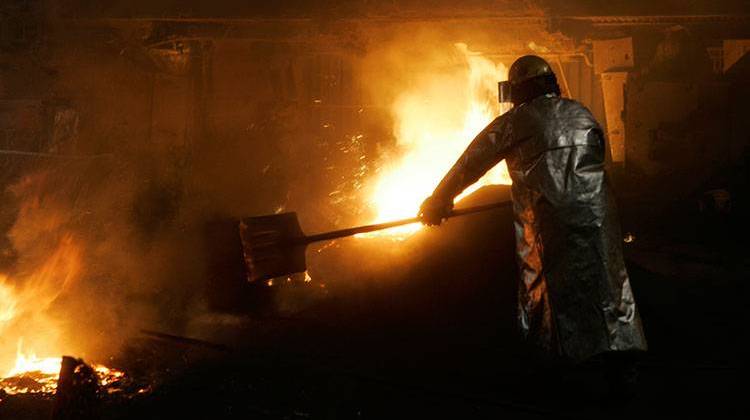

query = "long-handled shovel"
[239,200,512,282]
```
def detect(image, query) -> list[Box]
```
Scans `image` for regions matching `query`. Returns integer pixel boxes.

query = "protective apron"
[432,94,648,362]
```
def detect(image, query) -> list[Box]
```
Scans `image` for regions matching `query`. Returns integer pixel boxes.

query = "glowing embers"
[0,343,127,395]
[93,364,126,391]
[2,340,63,394]
[0,236,82,393]
[1,345,60,394]
[362,44,512,238]
[0,371,59,395]
[0,232,125,396]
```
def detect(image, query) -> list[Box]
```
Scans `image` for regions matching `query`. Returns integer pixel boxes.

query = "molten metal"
[363,44,512,237]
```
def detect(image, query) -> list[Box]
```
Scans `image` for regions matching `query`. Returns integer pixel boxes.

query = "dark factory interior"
[0,1,748,419]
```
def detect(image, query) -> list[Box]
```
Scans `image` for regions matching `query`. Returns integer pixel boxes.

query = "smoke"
[0,23,513,374]
[0,150,209,372]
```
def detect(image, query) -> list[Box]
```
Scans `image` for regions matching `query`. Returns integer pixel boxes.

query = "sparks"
[362,44,512,238]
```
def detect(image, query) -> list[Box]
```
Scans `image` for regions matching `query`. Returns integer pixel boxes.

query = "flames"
[1,266,125,395]
[0,174,124,395]
[1,339,61,394]
[7,340,62,378]
[0,233,84,395]
[0,339,125,395]
[0,234,80,377]
[363,43,511,237]
[0,42,512,395]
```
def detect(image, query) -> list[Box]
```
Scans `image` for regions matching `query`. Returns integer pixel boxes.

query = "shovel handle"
[300,200,512,245]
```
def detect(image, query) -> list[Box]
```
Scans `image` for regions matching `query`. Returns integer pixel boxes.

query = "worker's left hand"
[418,195,453,226]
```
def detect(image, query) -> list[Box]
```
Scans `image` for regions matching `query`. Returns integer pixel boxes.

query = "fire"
[1,339,61,395]
[94,364,126,389]
[0,281,16,323]
[0,235,80,370]
[0,174,128,397]
[0,234,82,393]
[363,44,511,237]
[7,340,61,377]
[0,339,126,395]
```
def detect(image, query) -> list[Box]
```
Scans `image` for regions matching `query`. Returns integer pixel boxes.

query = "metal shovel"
[239,201,512,282]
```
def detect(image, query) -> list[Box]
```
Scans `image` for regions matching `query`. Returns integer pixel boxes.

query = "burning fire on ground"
[1,269,126,395]
[0,341,125,395]
[0,234,78,394]
[1,42,512,392]
[0,182,125,396]
[362,43,512,237]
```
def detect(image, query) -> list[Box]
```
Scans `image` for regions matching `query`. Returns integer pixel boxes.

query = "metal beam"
[68,14,750,26]
[563,14,750,27]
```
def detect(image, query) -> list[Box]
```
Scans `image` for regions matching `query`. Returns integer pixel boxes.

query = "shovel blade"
[238,212,307,282]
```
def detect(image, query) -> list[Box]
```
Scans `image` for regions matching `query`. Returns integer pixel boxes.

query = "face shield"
[498,81,513,104]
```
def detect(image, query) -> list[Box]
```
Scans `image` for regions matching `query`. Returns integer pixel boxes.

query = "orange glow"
[0,340,61,394]
[93,364,126,389]
[6,340,61,377]
[1,339,125,395]
[362,44,511,238]
[0,234,83,394]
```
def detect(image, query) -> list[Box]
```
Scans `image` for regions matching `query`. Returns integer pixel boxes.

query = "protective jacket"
[432,94,647,362]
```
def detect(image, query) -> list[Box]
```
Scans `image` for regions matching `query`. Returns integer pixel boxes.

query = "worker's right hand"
[418,195,453,226]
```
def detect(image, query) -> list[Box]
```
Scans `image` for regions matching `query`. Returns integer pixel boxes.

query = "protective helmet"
[499,55,558,105]
[508,55,554,85]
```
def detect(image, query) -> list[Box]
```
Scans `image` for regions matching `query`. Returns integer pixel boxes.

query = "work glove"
[418,195,454,226]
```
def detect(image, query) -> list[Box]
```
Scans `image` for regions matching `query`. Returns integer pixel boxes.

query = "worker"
[418,55,647,398]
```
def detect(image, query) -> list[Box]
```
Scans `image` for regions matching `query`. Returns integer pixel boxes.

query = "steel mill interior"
[0,1,748,419]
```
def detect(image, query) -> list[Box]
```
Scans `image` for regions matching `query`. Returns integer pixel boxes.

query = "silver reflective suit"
[432,94,647,362]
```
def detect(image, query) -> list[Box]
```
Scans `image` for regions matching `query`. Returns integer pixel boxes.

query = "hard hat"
[498,55,556,104]
[508,55,555,85]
